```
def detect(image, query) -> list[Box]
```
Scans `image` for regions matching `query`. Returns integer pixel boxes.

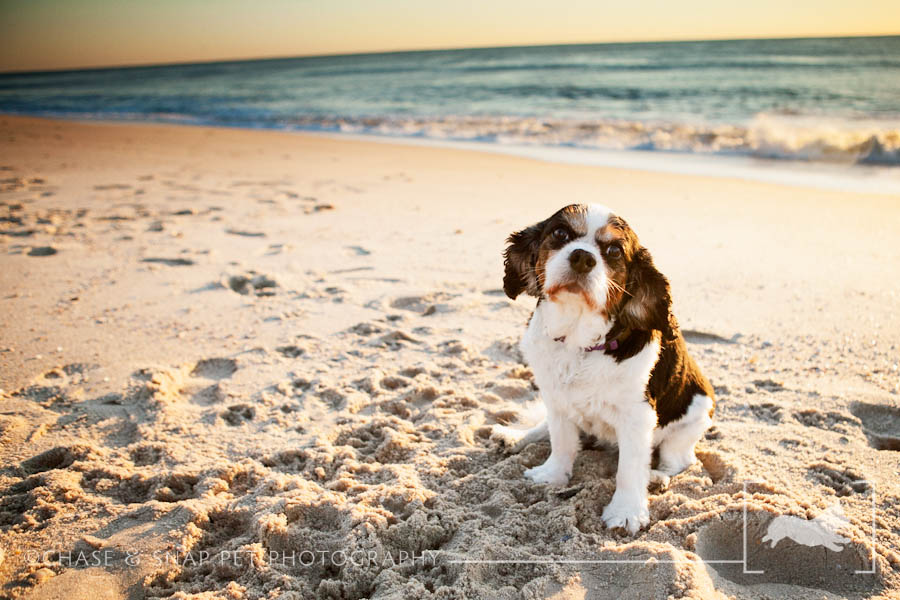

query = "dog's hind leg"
[491,420,549,453]
[653,394,713,480]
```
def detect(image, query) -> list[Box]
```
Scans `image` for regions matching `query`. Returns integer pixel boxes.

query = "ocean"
[1,36,899,167]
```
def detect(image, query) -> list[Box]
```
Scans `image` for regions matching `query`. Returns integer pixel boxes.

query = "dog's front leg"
[523,409,578,486]
[602,402,655,534]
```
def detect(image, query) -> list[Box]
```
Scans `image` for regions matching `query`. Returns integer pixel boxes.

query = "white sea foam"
[747,113,900,164]
[306,129,900,196]
[288,113,900,167]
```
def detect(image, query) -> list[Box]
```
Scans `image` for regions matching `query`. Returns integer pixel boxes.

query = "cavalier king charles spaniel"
[492,204,715,534]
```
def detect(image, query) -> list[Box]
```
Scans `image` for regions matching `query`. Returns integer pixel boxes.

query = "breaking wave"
[282,113,900,166]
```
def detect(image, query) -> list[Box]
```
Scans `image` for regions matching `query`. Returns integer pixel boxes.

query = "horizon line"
[2,31,898,76]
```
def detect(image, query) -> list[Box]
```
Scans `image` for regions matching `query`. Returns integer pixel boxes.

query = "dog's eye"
[551,227,570,242]
[605,244,622,259]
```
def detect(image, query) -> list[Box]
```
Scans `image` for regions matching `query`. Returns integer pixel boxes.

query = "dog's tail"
[490,401,548,453]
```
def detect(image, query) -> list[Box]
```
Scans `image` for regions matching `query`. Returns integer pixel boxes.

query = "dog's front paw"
[601,491,649,534]
[524,461,570,486]
[649,469,671,490]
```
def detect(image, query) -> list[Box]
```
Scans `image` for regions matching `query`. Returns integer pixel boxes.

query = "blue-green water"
[2,36,899,165]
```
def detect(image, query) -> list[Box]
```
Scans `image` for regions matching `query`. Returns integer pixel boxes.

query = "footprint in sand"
[140,508,254,593]
[190,383,225,405]
[222,404,255,426]
[230,179,291,187]
[260,449,308,473]
[129,442,165,466]
[0,176,51,193]
[390,292,459,315]
[153,473,200,502]
[347,321,385,336]
[2,229,36,238]
[752,378,785,392]
[807,462,870,496]
[379,375,412,391]
[83,469,200,504]
[368,330,423,349]
[276,345,305,358]
[225,272,278,296]
[303,203,334,214]
[27,246,57,256]
[334,420,416,463]
[791,408,857,434]
[264,243,292,255]
[682,329,741,344]
[21,445,96,474]
[694,511,875,593]
[191,357,238,380]
[93,183,132,191]
[747,402,783,423]
[225,228,266,237]
[0,477,44,528]
[142,257,195,266]
[850,401,900,451]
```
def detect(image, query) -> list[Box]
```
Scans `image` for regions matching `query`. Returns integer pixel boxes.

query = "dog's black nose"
[568,249,596,274]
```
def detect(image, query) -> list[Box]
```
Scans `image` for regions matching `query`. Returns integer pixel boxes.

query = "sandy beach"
[1,115,899,599]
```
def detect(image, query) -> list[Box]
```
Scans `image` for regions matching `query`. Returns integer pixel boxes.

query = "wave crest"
[285,113,900,166]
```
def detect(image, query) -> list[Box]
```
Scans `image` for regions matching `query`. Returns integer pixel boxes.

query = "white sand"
[0,115,898,599]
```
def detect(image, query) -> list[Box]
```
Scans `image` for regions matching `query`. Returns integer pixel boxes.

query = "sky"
[1,0,899,72]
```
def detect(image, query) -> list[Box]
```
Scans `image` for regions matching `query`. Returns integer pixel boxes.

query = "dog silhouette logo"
[761,503,851,552]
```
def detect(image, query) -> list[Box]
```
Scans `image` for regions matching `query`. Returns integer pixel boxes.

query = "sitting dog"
[492,204,714,534]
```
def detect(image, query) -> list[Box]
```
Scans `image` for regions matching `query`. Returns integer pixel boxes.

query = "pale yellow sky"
[1,0,898,72]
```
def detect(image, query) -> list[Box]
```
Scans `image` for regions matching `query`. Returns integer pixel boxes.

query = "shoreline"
[310,130,900,195]
[3,112,900,196]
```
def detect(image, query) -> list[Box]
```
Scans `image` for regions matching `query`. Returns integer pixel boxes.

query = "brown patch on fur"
[597,215,636,320]
[610,247,668,332]
[558,204,588,232]
[603,268,627,319]
[596,223,623,244]
[602,242,715,427]
[600,215,640,260]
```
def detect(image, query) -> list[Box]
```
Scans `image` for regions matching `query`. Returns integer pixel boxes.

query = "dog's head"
[503,204,670,330]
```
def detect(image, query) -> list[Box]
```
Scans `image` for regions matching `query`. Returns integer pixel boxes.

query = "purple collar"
[554,336,619,352]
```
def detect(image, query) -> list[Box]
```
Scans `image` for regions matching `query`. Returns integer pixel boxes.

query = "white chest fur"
[520,300,660,438]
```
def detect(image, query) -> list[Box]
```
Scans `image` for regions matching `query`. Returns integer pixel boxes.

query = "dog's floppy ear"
[617,246,671,331]
[503,220,546,299]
